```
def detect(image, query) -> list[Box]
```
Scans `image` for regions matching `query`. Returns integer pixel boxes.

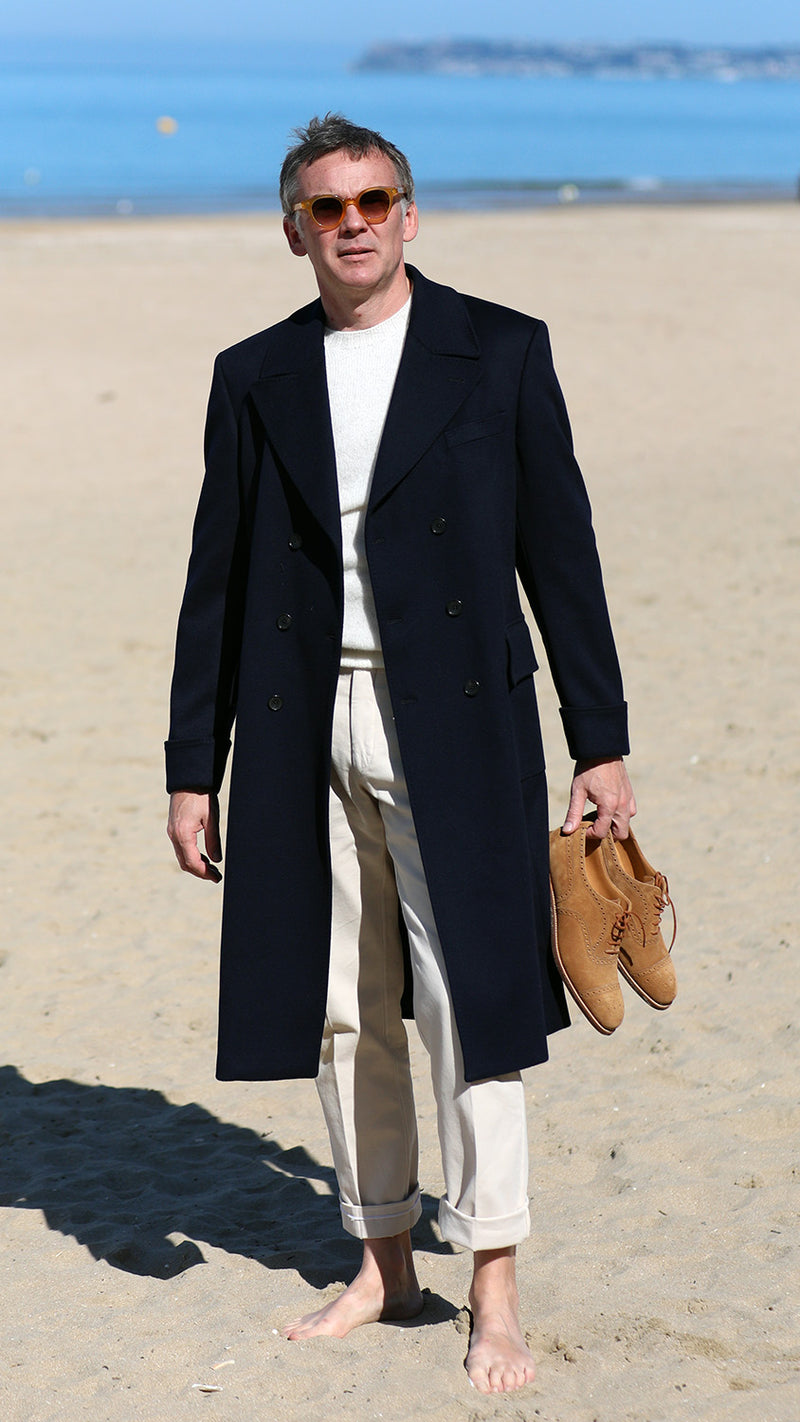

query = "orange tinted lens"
[310,196,345,228]
[358,188,392,222]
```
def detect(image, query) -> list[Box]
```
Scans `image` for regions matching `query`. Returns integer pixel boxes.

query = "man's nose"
[338,199,368,234]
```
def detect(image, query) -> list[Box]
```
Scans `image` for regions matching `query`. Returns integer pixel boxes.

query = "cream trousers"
[316,668,531,1251]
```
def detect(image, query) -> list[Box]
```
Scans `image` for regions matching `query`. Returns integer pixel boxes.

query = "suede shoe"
[549,822,632,1035]
[601,829,677,1010]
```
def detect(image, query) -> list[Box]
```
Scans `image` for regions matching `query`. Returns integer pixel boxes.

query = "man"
[166,114,635,1395]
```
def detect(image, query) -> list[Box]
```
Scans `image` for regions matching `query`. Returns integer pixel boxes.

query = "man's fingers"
[561,787,587,834]
[204,813,222,864]
[199,853,222,883]
[169,826,204,875]
[609,788,637,839]
[586,810,612,840]
[611,796,637,839]
[566,759,637,840]
[590,793,634,840]
[167,792,222,882]
[171,833,222,880]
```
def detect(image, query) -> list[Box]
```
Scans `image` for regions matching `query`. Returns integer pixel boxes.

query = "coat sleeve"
[514,321,630,762]
[164,355,250,793]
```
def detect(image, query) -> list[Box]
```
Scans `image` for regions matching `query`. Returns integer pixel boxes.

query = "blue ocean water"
[2,37,799,215]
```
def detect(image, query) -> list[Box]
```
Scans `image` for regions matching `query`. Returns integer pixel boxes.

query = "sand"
[1,202,798,1421]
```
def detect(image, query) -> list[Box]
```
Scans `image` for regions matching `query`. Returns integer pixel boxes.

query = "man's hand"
[562,757,636,841]
[167,790,223,882]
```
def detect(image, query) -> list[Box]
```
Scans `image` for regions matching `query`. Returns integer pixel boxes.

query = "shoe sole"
[617,958,675,1011]
[550,882,617,1036]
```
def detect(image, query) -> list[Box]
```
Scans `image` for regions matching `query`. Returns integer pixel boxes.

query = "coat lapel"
[369,266,481,510]
[247,301,341,544]
[246,268,482,532]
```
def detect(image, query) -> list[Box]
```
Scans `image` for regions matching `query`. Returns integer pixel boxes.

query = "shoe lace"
[610,911,635,952]
[610,907,647,955]
[653,872,677,951]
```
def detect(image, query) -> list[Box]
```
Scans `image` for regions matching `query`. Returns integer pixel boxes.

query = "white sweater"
[324,296,412,668]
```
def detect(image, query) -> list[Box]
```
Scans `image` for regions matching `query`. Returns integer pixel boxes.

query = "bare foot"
[465,1247,536,1394]
[281,1232,424,1341]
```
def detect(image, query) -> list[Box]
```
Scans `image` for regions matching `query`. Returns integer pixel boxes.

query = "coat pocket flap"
[445,411,506,448]
[505,618,539,686]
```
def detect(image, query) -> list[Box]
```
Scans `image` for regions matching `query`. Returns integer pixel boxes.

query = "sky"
[2,0,799,46]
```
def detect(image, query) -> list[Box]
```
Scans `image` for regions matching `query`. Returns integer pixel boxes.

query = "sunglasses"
[291,185,406,231]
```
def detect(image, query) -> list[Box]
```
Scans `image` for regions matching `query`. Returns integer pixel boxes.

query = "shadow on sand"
[0,1065,455,1317]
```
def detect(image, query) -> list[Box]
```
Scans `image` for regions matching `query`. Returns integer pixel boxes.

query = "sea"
[2,36,800,216]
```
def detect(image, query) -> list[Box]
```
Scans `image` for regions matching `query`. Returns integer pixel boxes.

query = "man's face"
[283,150,418,306]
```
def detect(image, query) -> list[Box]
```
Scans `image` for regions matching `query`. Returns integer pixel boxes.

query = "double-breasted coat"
[166,265,629,1084]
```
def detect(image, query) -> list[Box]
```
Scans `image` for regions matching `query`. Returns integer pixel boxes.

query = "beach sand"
[1,203,798,1421]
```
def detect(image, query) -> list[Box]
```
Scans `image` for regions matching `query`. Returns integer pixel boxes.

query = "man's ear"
[402,202,419,244]
[283,213,308,257]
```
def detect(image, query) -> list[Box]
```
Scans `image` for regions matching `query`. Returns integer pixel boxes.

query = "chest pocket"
[445,411,506,449]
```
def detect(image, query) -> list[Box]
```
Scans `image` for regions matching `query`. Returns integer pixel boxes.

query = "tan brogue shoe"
[549,822,632,1035]
[601,830,677,1010]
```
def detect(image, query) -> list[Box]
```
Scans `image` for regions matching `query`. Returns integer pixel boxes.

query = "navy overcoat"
[166,266,629,1083]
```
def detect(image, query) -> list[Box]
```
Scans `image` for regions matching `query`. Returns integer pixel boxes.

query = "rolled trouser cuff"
[438,1196,531,1251]
[339,1185,422,1239]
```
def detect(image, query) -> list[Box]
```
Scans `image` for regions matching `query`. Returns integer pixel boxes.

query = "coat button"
[276,613,292,630]
[430,516,447,535]
[463,679,480,697]
[288,533,303,550]
[446,599,463,617]
[268,694,283,711]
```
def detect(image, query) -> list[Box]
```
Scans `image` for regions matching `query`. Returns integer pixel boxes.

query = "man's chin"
[335,263,383,289]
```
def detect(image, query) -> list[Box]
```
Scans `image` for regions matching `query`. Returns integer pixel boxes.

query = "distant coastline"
[353,40,800,82]
[2,178,796,222]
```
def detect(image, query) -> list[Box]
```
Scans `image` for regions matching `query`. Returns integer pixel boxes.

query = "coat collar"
[247,266,481,535]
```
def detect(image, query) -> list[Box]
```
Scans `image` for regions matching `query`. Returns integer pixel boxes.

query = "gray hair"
[279,113,415,215]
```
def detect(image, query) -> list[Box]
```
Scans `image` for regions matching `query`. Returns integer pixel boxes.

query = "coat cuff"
[559,704,629,762]
[164,737,230,794]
